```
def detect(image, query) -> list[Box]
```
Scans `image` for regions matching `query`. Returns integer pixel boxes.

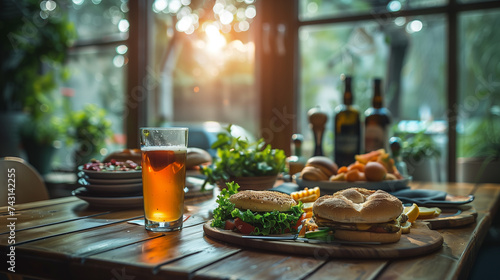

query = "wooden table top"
[1,182,499,280]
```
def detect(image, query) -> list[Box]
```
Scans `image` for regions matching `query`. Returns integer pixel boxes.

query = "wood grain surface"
[0,182,499,280]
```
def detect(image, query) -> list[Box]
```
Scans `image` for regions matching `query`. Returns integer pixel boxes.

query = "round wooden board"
[203,221,443,259]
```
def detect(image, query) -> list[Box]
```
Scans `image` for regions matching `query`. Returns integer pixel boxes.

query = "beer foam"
[141,146,187,152]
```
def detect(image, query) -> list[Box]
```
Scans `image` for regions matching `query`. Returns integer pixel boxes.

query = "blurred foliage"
[1,0,76,151]
[65,104,113,154]
[20,91,68,145]
[0,0,76,112]
[459,109,500,159]
[458,10,500,158]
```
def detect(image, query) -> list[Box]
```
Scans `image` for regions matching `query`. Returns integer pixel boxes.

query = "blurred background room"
[1,0,499,189]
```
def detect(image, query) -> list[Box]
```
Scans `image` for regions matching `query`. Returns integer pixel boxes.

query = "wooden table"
[1,182,499,280]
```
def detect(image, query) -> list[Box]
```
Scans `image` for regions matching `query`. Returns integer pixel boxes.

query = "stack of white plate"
[74,166,144,209]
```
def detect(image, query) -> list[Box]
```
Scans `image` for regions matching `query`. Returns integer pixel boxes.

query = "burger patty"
[314,214,408,233]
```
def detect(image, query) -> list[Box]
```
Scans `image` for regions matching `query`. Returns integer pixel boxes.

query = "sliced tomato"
[293,213,307,231]
[224,220,236,231]
[234,218,255,234]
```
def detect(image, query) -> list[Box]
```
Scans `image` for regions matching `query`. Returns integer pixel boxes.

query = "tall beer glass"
[140,127,188,232]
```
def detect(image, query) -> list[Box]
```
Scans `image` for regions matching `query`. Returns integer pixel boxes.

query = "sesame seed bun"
[229,190,297,212]
[313,188,403,224]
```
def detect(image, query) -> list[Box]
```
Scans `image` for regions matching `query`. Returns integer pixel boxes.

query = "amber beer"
[140,127,188,232]
[141,146,187,230]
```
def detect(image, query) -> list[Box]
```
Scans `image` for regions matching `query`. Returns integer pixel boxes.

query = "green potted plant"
[65,104,113,168]
[396,128,441,182]
[201,125,286,190]
[0,0,76,164]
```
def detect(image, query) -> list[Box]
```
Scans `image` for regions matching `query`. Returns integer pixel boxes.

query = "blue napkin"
[389,189,447,205]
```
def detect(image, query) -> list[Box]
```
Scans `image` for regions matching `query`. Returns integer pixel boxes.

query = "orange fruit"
[337,166,348,174]
[345,170,362,182]
[364,161,387,181]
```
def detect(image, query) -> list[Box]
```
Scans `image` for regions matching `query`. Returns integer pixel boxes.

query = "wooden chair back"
[0,157,50,207]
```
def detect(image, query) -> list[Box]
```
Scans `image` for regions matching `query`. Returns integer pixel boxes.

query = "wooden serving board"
[203,221,443,259]
[419,205,477,230]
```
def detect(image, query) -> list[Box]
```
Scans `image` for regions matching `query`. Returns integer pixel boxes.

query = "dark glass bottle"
[364,78,392,152]
[287,134,306,175]
[334,76,361,167]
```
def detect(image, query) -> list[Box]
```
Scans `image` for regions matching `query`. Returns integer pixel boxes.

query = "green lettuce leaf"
[210,182,239,228]
[230,202,303,235]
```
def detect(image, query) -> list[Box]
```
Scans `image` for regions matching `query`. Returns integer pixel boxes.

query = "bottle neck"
[344,76,353,106]
[294,146,302,157]
[372,79,383,109]
[291,134,303,157]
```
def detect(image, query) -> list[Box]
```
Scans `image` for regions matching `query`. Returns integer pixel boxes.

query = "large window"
[121,0,500,182]
[52,0,129,169]
[457,9,500,159]
[284,0,498,182]
[147,0,258,136]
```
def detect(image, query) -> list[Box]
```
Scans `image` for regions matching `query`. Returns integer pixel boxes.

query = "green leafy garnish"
[210,182,240,228]
[231,202,303,235]
[305,228,334,241]
[201,124,286,187]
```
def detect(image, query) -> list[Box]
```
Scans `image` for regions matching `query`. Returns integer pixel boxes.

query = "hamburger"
[312,188,406,243]
[211,183,305,235]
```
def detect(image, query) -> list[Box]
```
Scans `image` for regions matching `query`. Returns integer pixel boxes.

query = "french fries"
[291,187,320,203]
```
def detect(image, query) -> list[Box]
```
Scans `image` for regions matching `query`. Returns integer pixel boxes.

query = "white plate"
[295,174,411,194]
[78,179,143,195]
[78,165,142,179]
[73,187,144,209]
